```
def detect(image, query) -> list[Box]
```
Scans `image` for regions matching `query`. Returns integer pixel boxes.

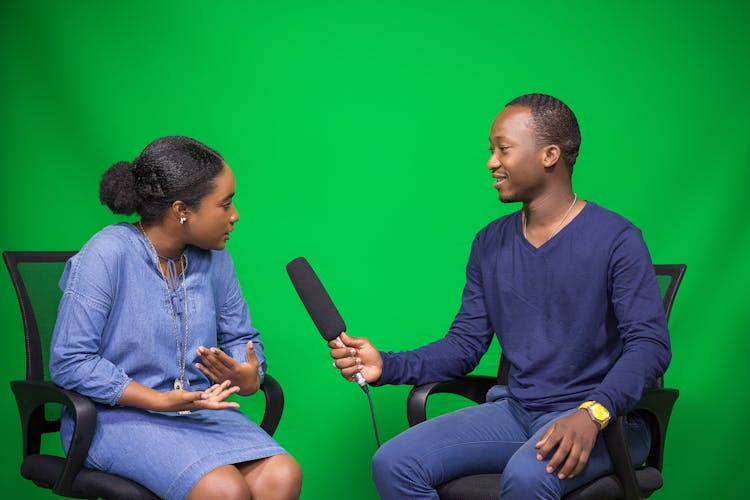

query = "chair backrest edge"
[3,251,77,381]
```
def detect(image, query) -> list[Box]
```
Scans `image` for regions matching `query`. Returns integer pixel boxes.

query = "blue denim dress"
[49,223,286,499]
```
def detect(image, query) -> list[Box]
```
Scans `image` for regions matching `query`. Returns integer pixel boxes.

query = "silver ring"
[332,361,337,369]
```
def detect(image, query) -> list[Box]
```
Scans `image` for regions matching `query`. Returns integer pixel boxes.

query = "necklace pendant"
[174,378,191,415]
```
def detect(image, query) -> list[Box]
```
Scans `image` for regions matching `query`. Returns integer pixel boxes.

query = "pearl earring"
[179,217,186,225]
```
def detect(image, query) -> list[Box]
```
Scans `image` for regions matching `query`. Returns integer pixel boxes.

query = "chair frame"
[4,250,285,499]
[406,263,686,500]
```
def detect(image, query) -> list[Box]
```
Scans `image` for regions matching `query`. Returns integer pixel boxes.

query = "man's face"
[486,105,545,203]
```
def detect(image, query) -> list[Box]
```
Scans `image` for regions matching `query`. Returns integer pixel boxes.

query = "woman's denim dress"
[50,223,286,499]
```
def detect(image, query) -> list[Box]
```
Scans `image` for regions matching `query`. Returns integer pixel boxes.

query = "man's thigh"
[373,398,531,487]
[501,410,651,498]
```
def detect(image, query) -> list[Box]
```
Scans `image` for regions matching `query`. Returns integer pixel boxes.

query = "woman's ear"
[171,200,190,223]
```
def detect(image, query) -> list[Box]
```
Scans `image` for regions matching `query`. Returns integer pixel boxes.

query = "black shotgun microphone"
[286,256,368,389]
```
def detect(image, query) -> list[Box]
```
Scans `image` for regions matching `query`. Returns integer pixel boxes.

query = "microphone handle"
[354,372,367,388]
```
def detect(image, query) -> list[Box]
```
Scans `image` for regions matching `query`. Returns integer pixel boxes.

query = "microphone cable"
[358,383,381,448]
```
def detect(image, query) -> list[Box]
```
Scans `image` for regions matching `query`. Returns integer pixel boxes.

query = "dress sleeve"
[376,236,495,386]
[212,251,267,382]
[585,227,672,418]
[49,250,132,406]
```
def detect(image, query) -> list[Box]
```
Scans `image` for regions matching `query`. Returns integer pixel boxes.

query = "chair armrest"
[407,375,497,427]
[601,387,679,500]
[10,380,97,497]
[259,374,284,436]
[633,387,679,470]
[602,416,641,500]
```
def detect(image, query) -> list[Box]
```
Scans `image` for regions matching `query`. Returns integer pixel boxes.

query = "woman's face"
[183,163,240,251]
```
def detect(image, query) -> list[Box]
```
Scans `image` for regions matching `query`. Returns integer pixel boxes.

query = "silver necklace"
[137,222,191,402]
[523,193,578,243]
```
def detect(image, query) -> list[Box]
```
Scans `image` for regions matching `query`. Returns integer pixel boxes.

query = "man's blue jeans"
[372,395,650,499]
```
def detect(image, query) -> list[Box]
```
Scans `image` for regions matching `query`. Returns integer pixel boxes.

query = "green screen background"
[1,1,747,498]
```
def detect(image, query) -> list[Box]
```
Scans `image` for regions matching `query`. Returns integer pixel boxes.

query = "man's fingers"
[332,356,357,369]
[557,444,583,479]
[535,425,559,460]
[567,447,591,479]
[339,332,368,348]
[536,426,554,448]
[341,367,364,380]
[545,436,572,473]
[329,346,356,359]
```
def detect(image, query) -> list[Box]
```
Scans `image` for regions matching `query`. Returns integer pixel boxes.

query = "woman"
[50,136,302,500]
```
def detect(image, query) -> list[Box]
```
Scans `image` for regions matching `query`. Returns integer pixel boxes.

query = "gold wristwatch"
[579,401,611,430]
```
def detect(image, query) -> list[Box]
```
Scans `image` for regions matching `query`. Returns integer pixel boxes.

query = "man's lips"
[493,174,508,189]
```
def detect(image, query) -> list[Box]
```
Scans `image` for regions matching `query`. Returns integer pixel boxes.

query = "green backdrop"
[1,1,747,498]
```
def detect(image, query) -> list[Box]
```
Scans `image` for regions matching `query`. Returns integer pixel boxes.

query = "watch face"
[591,404,610,421]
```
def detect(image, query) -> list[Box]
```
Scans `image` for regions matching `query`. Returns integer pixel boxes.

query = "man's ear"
[541,144,561,167]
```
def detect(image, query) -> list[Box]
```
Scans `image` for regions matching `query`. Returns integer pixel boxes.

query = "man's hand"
[328,332,383,384]
[195,342,261,396]
[535,409,601,479]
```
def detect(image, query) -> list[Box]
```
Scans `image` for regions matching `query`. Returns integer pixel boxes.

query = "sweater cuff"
[372,351,398,386]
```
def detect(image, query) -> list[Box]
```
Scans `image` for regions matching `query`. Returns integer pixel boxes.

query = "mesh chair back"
[3,252,76,382]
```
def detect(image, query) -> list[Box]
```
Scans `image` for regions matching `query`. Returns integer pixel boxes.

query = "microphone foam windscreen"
[286,257,346,341]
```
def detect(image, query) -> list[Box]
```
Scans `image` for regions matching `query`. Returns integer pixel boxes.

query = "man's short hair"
[507,94,581,172]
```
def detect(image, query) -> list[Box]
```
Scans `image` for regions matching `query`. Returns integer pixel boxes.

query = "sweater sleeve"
[376,236,495,386]
[585,227,672,419]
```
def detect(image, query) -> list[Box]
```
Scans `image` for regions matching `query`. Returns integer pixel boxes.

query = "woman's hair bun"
[99,161,140,215]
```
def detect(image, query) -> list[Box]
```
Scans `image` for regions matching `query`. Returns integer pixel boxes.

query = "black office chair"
[4,251,286,499]
[407,264,686,500]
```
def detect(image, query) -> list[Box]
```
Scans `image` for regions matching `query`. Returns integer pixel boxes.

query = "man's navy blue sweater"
[378,202,671,419]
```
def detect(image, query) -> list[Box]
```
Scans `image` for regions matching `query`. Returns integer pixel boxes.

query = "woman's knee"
[188,465,250,500]
[248,454,302,499]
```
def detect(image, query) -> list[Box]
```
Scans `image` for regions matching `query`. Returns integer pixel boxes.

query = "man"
[329,93,670,499]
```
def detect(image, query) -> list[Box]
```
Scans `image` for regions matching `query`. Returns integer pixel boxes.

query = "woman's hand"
[160,380,241,412]
[195,341,261,396]
[118,379,241,412]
